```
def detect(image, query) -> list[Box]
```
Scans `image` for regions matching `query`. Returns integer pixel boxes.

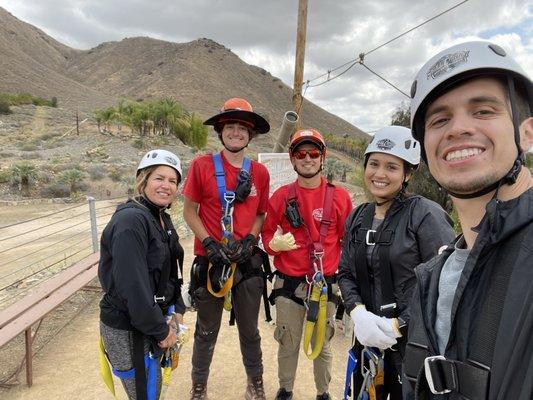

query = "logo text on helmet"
[376,139,395,150]
[299,130,314,137]
[427,51,470,80]
[164,156,177,165]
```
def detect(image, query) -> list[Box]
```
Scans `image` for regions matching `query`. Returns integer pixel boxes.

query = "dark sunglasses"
[292,149,322,160]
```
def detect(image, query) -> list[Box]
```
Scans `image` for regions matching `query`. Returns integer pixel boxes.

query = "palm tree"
[59,169,86,195]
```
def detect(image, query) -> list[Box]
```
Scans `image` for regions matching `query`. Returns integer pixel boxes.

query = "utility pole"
[292,0,308,128]
[273,0,308,152]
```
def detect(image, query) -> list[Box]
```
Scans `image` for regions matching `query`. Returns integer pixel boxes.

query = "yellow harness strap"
[206,262,237,298]
[302,280,328,360]
[99,336,117,398]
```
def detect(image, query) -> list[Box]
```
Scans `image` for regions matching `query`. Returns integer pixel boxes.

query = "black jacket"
[404,188,533,400]
[98,197,185,342]
[338,195,455,326]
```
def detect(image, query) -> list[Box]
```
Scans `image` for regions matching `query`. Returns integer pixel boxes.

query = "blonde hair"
[134,166,157,198]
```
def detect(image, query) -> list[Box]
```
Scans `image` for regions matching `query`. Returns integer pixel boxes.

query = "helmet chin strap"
[293,161,323,179]
[447,157,522,199]
[220,132,250,153]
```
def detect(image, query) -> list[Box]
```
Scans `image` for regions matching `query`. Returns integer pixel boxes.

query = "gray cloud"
[0,0,530,132]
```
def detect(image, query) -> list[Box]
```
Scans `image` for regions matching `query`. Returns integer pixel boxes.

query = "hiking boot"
[275,388,293,400]
[245,376,266,400]
[189,382,208,400]
[316,393,331,400]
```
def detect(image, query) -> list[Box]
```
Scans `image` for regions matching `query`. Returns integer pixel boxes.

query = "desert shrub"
[0,99,11,114]
[21,152,42,160]
[58,169,87,194]
[0,169,10,183]
[108,166,125,182]
[19,142,39,151]
[132,138,146,149]
[10,161,39,196]
[88,165,106,181]
[0,151,15,158]
[40,182,70,198]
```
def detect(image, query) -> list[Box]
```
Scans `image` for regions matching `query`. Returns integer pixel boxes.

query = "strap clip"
[365,229,376,245]
[424,355,454,395]
[154,295,166,303]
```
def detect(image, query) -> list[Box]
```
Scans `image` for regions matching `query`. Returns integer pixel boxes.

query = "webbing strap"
[212,152,250,213]
[343,347,358,400]
[354,203,376,312]
[132,330,148,400]
[302,279,328,360]
[286,181,336,268]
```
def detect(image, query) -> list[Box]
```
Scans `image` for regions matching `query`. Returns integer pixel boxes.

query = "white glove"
[350,305,397,349]
[268,231,298,252]
[380,317,403,338]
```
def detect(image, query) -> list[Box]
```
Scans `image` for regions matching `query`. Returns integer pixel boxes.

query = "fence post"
[88,197,99,252]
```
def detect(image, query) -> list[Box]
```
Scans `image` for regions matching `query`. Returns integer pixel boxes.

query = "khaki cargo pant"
[273,276,337,394]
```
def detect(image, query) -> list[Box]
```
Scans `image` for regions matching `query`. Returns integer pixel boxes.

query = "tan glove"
[268,231,298,252]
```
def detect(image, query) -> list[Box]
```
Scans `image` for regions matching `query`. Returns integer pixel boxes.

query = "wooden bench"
[0,252,100,387]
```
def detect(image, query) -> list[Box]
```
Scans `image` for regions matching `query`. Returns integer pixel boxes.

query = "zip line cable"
[359,62,410,98]
[303,0,470,88]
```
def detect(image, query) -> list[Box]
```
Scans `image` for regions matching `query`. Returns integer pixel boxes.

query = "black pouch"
[284,200,304,228]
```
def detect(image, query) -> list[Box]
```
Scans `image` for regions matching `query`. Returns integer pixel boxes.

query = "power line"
[304,0,470,88]
[359,61,410,98]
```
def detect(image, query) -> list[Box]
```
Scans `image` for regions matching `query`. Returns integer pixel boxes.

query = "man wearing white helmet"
[262,129,352,400]
[404,41,533,400]
[183,98,270,400]
[338,126,454,400]
[99,149,186,400]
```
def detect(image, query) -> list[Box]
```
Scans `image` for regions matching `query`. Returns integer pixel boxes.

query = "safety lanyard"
[286,181,335,279]
[212,153,251,235]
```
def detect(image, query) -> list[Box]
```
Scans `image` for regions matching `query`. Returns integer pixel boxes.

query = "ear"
[404,170,413,183]
[519,117,533,153]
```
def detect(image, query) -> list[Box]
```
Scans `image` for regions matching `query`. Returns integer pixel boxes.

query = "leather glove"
[268,231,298,252]
[201,237,230,267]
[350,305,397,349]
[231,234,257,264]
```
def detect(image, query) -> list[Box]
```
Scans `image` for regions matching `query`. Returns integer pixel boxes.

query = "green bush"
[19,142,40,151]
[0,169,10,183]
[10,161,39,196]
[0,99,11,114]
[59,169,87,194]
[21,152,42,160]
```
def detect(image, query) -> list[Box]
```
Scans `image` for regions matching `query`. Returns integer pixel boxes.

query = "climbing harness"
[160,305,190,399]
[98,332,160,400]
[206,153,251,307]
[284,182,335,360]
[356,347,385,400]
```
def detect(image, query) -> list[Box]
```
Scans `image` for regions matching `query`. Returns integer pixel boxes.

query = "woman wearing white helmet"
[338,126,455,400]
[99,149,186,400]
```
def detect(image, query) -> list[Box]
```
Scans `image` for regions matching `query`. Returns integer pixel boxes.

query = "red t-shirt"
[183,152,270,256]
[261,177,353,277]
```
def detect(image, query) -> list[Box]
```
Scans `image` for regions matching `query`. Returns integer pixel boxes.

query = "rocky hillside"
[0,7,367,141]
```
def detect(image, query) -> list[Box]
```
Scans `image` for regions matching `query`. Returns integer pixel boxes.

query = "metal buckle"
[365,230,376,245]
[424,355,452,395]
[154,295,166,303]
[380,303,397,311]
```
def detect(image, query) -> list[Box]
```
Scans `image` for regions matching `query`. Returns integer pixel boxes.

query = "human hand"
[202,237,231,266]
[230,234,256,264]
[158,326,178,349]
[350,305,397,349]
[269,231,298,252]
[380,317,402,338]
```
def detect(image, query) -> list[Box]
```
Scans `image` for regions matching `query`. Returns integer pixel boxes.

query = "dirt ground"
[0,217,355,400]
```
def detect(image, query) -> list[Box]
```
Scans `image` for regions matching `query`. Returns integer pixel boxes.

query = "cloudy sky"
[0,0,531,133]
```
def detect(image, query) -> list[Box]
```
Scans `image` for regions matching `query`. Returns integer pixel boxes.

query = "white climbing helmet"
[410,41,532,148]
[137,149,182,181]
[365,125,420,167]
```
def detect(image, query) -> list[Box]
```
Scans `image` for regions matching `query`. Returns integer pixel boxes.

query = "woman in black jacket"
[337,126,455,400]
[99,149,186,400]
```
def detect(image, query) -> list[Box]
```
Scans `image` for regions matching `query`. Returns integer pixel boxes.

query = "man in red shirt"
[183,98,270,400]
[262,129,353,400]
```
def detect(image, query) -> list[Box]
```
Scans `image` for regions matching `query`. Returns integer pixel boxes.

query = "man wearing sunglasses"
[262,129,353,400]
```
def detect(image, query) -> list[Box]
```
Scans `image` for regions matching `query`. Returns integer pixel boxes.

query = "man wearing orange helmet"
[183,98,270,400]
[262,129,352,400]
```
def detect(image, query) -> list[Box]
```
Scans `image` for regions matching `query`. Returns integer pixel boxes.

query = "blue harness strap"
[343,347,358,400]
[212,153,251,225]
[111,353,159,400]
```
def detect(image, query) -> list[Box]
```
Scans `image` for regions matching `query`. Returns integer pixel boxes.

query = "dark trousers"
[191,274,264,383]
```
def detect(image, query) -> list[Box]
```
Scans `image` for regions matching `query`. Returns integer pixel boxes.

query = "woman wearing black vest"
[99,149,186,400]
[337,126,454,399]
